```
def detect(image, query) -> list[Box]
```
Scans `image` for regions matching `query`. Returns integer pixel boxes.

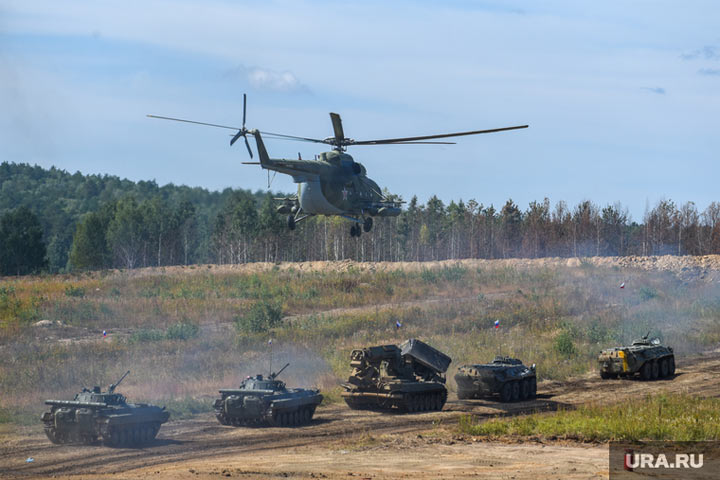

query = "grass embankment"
[1,261,719,425]
[458,393,720,442]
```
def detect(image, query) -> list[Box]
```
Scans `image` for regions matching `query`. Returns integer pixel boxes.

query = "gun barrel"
[110,370,130,391]
[274,363,290,378]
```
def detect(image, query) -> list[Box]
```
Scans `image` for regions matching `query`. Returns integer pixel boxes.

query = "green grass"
[458,394,720,442]
[1,262,719,425]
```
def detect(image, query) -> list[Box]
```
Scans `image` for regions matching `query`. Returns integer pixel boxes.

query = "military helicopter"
[148,96,527,237]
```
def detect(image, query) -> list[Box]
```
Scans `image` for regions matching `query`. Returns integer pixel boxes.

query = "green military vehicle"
[214,363,323,427]
[341,338,451,413]
[598,334,675,380]
[41,371,170,446]
[455,356,537,402]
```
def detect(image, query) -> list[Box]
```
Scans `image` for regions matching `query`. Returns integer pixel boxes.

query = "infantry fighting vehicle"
[598,334,675,380]
[455,356,537,402]
[214,363,323,427]
[340,339,452,412]
[41,371,170,446]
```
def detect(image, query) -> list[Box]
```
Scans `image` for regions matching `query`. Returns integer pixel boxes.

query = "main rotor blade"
[147,115,241,130]
[329,112,345,143]
[352,125,528,145]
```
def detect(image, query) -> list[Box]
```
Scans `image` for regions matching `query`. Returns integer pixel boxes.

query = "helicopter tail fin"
[251,130,271,168]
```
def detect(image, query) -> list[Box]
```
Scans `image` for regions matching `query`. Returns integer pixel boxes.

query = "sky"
[1,0,719,220]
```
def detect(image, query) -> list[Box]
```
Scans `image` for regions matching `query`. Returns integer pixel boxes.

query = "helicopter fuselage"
[251,131,401,219]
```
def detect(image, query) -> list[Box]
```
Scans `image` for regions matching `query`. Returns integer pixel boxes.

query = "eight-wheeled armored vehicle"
[340,338,452,412]
[598,334,675,380]
[41,371,169,446]
[455,356,537,402]
[213,363,323,427]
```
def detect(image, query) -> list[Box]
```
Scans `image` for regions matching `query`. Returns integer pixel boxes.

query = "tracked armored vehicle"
[41,371,169,446]
[455,356,537,402]
[598,334,675,380]
[214,363,323,427]
[340,338,451,413]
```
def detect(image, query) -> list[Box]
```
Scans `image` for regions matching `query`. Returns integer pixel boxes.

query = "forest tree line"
[1,162,720,275]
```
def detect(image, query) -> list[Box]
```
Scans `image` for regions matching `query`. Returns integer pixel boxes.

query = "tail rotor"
[230,93,253,158]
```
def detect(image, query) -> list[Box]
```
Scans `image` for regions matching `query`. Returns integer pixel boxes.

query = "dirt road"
[3,352,719,479]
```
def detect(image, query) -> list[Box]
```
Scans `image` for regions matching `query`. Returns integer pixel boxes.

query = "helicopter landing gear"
[350,224,362,238]
[363,217,373,233]
[287,215,296,231]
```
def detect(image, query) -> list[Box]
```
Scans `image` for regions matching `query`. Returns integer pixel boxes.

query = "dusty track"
[3,351,720,479]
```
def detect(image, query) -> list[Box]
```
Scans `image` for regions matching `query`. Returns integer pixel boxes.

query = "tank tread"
[102,422,161,447]
[270,406,316,428]
[220,405,317,428]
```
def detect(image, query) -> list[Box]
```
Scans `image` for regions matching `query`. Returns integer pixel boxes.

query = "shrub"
[235,300,284,334]
[639,286,659,301]
[554,330,576,357]
[64,285,86,298]
[165,320,200,340]
[129,328,165,343]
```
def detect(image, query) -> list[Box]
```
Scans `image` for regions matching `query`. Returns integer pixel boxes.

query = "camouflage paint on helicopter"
[149,96,527,237]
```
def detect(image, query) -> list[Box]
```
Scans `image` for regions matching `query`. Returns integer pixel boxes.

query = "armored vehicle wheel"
[529,377,537,398]
[363,217,373,232]
[293,410,301,426]
[287,215,296,230]
[44,427,62,444]
[500,382,513,402]
[669,356,676,375]
[640,362,653,381]
[302,407,311,424]
[520,379,530,400]
[511,381,520,402]
[651,361,659,380]
[600,371,610,379]
[660,358,669,378]
[216,413,230,425]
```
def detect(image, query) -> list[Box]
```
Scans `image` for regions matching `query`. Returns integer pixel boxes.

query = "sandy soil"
[3,352,720,480]
[65,254,720,283]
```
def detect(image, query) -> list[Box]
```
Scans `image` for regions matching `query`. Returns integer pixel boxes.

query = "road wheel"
[500,382,513,402]
[669,356,676,375]
[520,380,530,400]
[363,217,373,232]
[511,382,520,402]
[651,361,659,380]
[600,371,610,379]
[44,427,61,444]
[660,358,669,378]
[287,215,295,230]
[529,378,537,398]
[640,362,652,381]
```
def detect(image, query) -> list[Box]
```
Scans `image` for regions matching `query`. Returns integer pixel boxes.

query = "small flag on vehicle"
[268,338,273,345]
[620,282,625,289]
[102,330,107,337]
[395,320,402,329]
[494,320,500,329]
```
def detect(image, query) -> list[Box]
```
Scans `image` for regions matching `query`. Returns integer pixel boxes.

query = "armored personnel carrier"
[214,363,323,427]
[41,371,170,446]
[598,334,675,380]
[455,356,537,402]
[340,338,452,413]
